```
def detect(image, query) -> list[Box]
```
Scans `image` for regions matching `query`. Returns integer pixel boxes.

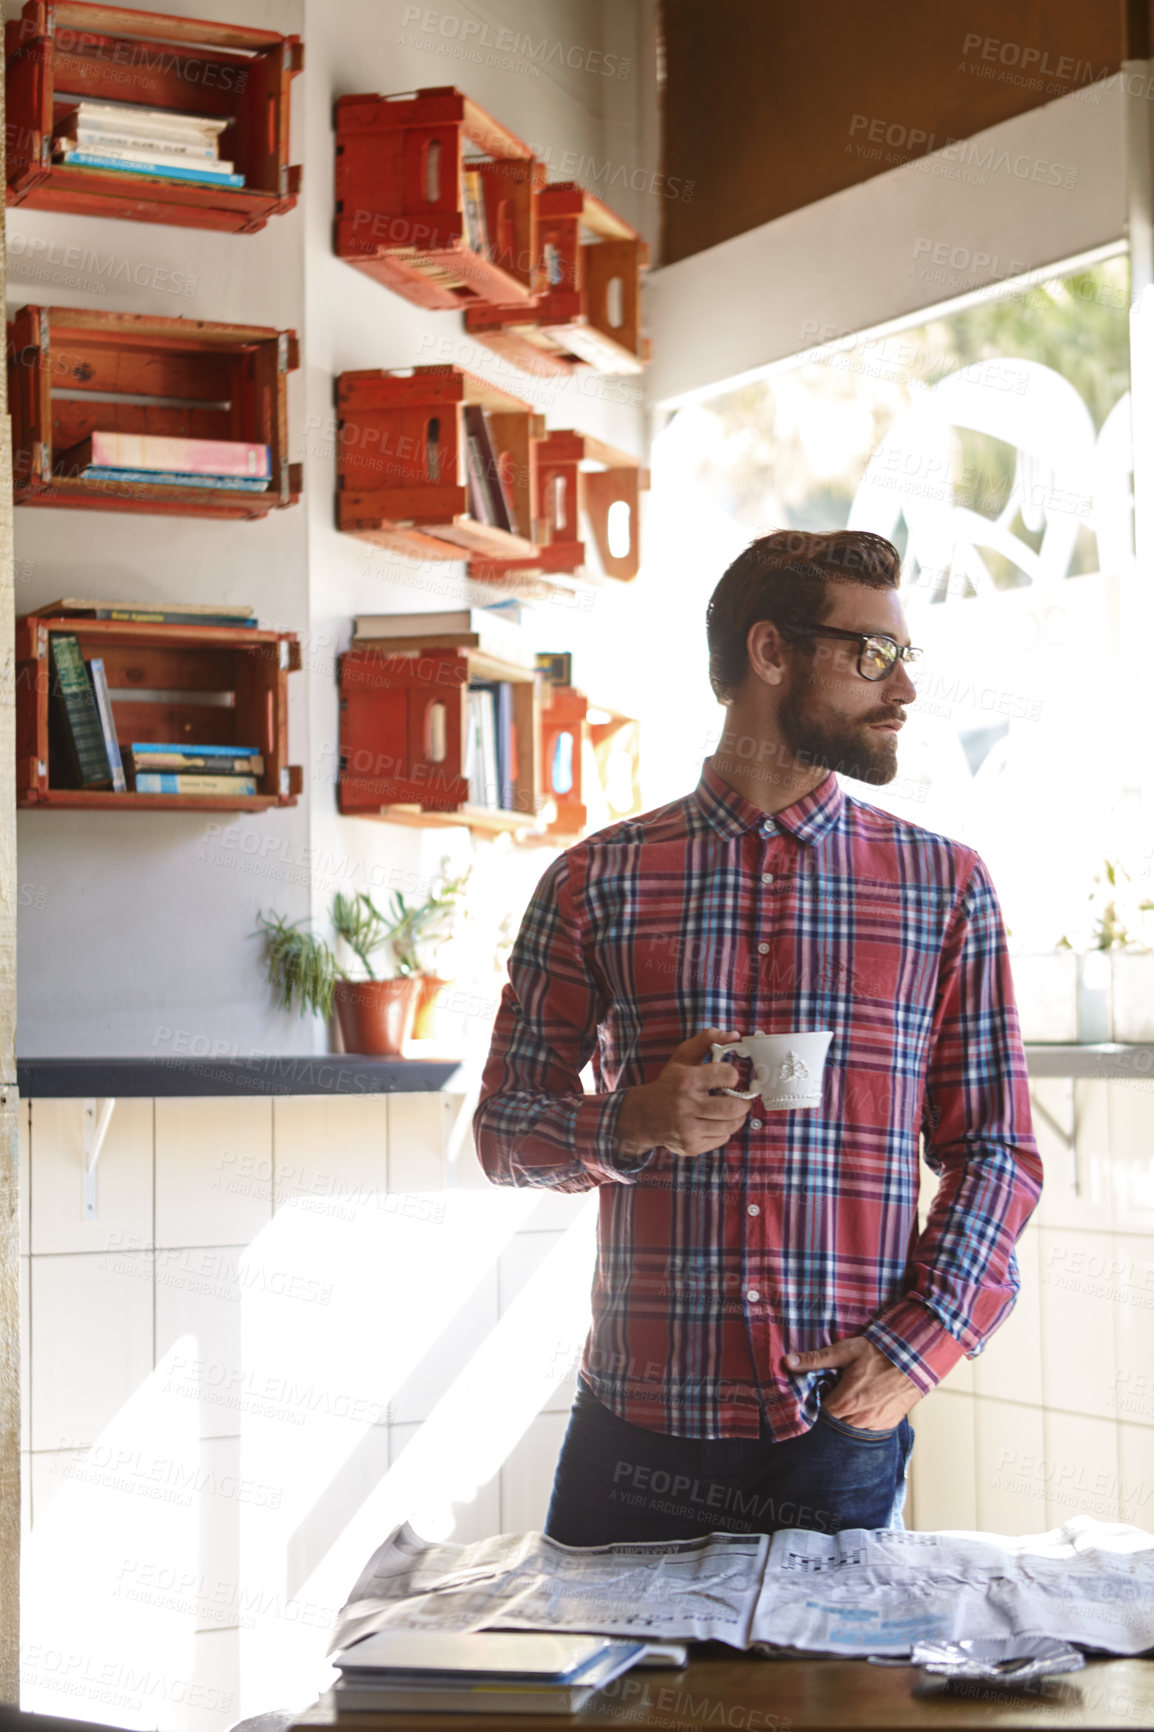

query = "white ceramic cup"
[709,1030,834,1111]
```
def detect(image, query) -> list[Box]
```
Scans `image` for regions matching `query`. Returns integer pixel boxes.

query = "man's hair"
[705,528,903,704]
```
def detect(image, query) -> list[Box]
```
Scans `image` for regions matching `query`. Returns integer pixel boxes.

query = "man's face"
[776,582,918,787]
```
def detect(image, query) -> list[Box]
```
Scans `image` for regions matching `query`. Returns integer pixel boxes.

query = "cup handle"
[710,1042,760,1100]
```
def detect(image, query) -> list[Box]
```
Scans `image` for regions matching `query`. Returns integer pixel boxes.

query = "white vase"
[1076,950,1113,1044]
[1010,951,1079,1043]
[1110,950,1154,1043]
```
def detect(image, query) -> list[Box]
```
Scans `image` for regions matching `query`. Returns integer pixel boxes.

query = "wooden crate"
[338,639,546,837]
[335,86,543,310]
[8,305,301,519]
[464,183,649,375]
[538,684,641,841]
[15,612,303,810]
[6,0,302,233]
[469,429,647,584]
[336,364,539,560]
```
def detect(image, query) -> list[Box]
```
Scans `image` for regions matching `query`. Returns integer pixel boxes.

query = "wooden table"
[293,1649,1154,1729]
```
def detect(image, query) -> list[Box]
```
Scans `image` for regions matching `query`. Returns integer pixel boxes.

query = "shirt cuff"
[574,1089,657,1184]
[863,1297,970,1394]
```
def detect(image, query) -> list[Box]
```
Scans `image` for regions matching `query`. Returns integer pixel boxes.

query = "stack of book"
[53,101,244,187]
[55,433,271,494]
[351,604,525,655]
[462,404,519,534]
[128,742,264,797]
[330,1629,648,1716]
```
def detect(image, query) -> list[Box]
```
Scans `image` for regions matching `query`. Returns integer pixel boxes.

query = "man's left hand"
[784,1336,922,1430]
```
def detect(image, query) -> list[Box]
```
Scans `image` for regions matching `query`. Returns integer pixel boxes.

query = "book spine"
[79,468,269,491]
[99,610,259,626]
[131,742,263,759]
[86,432,270,478]
[59,152,245,187]
[65,133,221,163]
[71,103,228,141]
[86,658,127,792]
[129,751,263,772]
[49,635,111,787]
[135,773,258,796]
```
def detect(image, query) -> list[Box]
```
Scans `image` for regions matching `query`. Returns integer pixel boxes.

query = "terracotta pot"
[332,977,421,1056]
[412,974,451,1040]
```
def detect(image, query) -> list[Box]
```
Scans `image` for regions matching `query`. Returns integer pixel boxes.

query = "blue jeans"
[545,1376,914,1546]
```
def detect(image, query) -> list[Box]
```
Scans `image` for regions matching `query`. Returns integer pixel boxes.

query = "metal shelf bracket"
[82,1098,116,1219]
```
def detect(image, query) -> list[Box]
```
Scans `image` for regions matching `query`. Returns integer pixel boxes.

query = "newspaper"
[330,1515,1154,1660]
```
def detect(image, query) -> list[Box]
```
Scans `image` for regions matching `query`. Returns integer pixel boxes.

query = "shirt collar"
[694,756,845,846]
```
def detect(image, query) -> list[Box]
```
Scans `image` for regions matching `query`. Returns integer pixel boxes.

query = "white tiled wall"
[908,1078,1154,1538]
[21,1089,596,1732]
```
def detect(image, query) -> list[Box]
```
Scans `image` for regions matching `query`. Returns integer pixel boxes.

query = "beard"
[777,666,899,787]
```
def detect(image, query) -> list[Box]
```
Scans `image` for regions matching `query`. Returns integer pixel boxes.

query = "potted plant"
[1056,859,1154,1043]
[255,890,423,1056]
[386,860,473,1039]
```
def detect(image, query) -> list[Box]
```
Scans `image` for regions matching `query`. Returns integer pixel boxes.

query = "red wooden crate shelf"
[16,612,303,810]
[464,182,649,376]
[537,684,641,842]
[336,364,539,560]
[5,0,301,232]
[335,86,542,311]
[6,0,302,233]
[468,429,648,584]
[8,305,301,519]
[338,638,547,837]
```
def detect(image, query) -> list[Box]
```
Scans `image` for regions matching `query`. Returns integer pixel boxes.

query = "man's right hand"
[613,1029,752,1159]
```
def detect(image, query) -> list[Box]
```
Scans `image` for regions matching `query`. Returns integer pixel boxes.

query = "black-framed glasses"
[779,622,924,683]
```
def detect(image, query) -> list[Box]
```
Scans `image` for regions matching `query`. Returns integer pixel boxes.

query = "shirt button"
[746,1288,761,1303]
[747,1203,760,1216]
[761,872,774,884]
[758,942,770,955]
[749,1118,762,1130]
[761,821,775,835]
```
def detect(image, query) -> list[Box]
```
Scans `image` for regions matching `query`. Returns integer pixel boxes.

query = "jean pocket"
[817,1406,899,1442]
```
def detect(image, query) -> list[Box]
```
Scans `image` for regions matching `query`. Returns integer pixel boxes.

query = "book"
[462,404,518,534]
[131,743,264,775]
[48,634,112,788]
[352,606,521,642]
[58,433,270,480]
[86,658,127,792]
[57,138,233,172]
[65,127,220,162]
[134,772,258,796]
[56,152,245,187]
[536,650,573,687]
[332,1630,646,1714]
[72,467,269,491]
[461,167,491,259]
[63,102,229,142]
[36,599,257,621]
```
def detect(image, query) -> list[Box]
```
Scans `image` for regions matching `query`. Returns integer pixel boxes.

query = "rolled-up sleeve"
[473,850,655,1191]
[864,853,1044,1392]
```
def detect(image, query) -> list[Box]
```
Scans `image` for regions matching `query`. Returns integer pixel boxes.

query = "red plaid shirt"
[474,761,1043,1438]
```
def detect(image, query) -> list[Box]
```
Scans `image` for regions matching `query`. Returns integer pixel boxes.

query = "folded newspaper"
[330,1516,1154,1660]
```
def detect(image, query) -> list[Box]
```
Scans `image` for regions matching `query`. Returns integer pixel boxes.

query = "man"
[473,528,1042,1545]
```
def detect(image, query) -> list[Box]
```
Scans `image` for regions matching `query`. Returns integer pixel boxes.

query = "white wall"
[9,0,656,1059]
[18,1089,598,1731]
[646,79,1128,408]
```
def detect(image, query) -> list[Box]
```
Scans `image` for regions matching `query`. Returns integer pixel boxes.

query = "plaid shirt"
[474,760,1043,1439]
